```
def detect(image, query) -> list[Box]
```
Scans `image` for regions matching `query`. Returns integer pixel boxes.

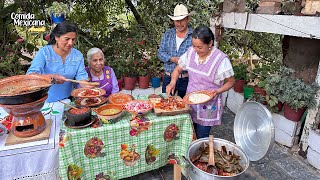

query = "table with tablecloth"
[59,96,193,180]
[0,100,67,180]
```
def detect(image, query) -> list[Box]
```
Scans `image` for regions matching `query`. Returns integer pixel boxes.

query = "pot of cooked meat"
[187,137,249,180]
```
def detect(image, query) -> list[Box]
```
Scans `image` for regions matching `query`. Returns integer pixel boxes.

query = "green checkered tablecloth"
[59,95,193,180]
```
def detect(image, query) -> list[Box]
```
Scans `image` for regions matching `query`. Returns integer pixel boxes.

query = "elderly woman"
[166,26,235,139]
[86,47,119,97]
[27,21,88,103]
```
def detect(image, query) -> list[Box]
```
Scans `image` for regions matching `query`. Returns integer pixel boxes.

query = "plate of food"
[124,100,153,115]
[183,90,215,105]
[71,88,106,98]
[148,94,163,106]
[75,96,108,107]
[108,93,134,106]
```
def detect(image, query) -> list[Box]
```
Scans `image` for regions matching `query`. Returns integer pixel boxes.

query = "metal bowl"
[187,138,250,180]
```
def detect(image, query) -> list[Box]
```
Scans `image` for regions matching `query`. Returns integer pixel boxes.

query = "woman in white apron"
[166,26,235,139]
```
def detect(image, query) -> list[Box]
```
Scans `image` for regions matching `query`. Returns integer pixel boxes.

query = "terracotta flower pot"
[277,101,284,112]
[124,77,136,90]
[233,80,246,93]
[254,86,267,105]
[254,86,267,96]
[117,78,123,91]
[138,76,150,89]
[283,103,306,122]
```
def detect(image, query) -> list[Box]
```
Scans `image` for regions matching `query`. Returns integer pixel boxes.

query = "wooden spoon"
[58,100,79,110]
[65,79,99,86]
[207,133,218,174]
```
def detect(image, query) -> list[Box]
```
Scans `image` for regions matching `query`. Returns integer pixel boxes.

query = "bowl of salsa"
[65,107,91,123]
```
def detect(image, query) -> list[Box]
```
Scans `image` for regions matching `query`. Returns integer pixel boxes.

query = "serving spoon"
[58,100,79,110]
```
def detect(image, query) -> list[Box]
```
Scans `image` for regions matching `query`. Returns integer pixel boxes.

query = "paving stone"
[252,161,293,180]
[252,144,289,165]
[274,156,320,179]
[272,113,302,136]
[308,130,320,153]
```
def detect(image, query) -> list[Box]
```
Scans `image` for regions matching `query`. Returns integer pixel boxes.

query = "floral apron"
[86,66,113,97]
[186,48,227,126]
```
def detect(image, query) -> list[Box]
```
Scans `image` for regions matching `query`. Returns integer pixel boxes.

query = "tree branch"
[124,0,145,27]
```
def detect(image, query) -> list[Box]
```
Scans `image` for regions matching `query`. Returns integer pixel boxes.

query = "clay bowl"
[94,104,123,122]
[65,107,91,123]
[0,74,52,105]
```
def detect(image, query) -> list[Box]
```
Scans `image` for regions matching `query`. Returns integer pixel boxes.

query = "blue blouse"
[26,45,88,103]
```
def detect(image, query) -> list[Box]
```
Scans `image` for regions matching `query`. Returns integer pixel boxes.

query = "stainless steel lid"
[234,101,274,161]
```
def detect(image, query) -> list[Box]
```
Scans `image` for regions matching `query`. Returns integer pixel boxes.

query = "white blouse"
[178,48,234,84]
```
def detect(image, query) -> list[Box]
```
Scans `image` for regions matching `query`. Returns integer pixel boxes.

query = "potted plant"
[138,67,150,89]
[265,68,287,112]
[233,63,248,93]
[123,59,139,90]
[268,67,319,121]
[281,77,319,121]
[107,59,125,91]
[149,59,163,88]
[46,2,69,24]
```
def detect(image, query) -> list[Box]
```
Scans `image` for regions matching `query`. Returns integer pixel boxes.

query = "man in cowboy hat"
[158,4,193,98]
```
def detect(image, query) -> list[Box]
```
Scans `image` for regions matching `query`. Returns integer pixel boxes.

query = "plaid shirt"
[158,27,193,73]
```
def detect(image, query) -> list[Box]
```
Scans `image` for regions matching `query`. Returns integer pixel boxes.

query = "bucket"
[151,77,161,88]
[243,86,254,99]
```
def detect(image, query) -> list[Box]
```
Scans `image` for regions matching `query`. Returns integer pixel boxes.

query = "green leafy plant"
[266,67,319,110]
[46,2,69,17]
[233,63,247,80]
[266,95,280,113]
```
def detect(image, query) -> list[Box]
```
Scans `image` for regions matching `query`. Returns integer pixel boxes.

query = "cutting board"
[5,119,52,146]
[153,97,191,116]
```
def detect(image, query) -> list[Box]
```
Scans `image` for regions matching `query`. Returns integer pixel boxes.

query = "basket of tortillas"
[183,90,215,105]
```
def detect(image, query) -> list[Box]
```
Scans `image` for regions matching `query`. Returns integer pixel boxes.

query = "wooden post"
[300,60,320,152]
[174,164,181,180]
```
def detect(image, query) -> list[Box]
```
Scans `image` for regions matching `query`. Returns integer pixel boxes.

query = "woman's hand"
[209,89,217,97]
[51,74,66,84]
[166,83,176,96]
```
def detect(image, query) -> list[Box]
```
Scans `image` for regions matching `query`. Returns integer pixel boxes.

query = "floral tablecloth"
[59,96,193,180]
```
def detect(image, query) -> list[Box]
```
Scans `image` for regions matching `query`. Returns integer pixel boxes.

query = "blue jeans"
[162,74,188,98]
[193,123,211,139]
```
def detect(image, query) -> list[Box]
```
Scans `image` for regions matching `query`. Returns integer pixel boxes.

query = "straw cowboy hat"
[168,4,194,21]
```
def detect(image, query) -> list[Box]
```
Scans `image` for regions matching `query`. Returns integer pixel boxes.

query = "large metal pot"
[187,101,275,180]
[187,138,250,180]
[0,74,52,105]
